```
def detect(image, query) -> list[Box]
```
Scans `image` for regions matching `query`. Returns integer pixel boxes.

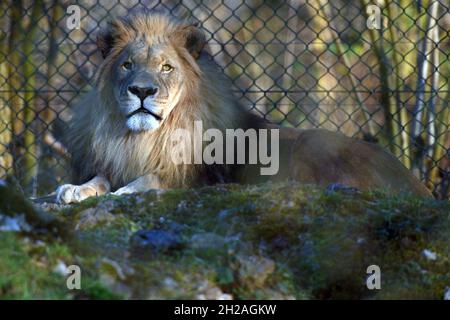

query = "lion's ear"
[178,22,206,59]
[96,30,115,59]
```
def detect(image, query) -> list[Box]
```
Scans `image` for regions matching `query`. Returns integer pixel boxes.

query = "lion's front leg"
[112,173,162,196]
[56,176,111,204]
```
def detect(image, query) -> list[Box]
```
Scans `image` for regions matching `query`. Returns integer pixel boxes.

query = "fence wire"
[0,0,449,199]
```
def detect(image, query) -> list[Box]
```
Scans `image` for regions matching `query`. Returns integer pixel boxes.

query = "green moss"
[1,234,68,298]
[1,182,449,299]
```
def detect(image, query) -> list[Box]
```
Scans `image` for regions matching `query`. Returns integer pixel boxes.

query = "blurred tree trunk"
[8,0,24,150]
[21,0,44,186]
[385,2,411,168]
[0,0,13,178]
[360,0,403,159]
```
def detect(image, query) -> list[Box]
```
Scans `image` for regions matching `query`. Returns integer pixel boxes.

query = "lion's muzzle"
[127,106,162,121]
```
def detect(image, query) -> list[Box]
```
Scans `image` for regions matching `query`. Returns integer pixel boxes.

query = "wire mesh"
[0,0,448,198]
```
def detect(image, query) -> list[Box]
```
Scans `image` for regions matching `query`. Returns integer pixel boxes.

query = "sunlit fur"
[68,12,251,190]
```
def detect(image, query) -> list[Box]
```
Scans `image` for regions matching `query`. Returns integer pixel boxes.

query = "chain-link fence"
[0,0,449,199]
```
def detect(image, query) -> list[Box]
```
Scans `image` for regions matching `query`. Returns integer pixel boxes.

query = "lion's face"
[96,14,205,132]
[111,43,185,131]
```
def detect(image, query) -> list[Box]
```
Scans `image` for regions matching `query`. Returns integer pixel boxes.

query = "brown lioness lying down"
[56,11,431,204]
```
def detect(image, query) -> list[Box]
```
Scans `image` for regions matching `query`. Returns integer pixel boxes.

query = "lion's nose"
[128,86,158,100]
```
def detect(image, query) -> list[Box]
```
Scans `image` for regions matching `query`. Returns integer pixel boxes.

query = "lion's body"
[238,128,431,196]
[57,11,431,204]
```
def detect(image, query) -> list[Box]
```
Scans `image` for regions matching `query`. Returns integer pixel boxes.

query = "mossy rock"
[0,181,449,299]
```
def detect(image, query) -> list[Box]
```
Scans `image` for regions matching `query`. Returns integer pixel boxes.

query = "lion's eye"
[161,64,174,73]
[122,61,133,70]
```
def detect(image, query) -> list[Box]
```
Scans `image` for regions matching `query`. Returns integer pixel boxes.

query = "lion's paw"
[111,186,136,196]
[56,184,98,204]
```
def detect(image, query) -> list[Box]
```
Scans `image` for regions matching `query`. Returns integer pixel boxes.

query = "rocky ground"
[0,180,449,299]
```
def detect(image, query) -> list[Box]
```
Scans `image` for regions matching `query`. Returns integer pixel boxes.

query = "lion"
[56,11,431,204]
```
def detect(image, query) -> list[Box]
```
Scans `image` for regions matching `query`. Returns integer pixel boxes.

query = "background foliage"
[0,0,448,198]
